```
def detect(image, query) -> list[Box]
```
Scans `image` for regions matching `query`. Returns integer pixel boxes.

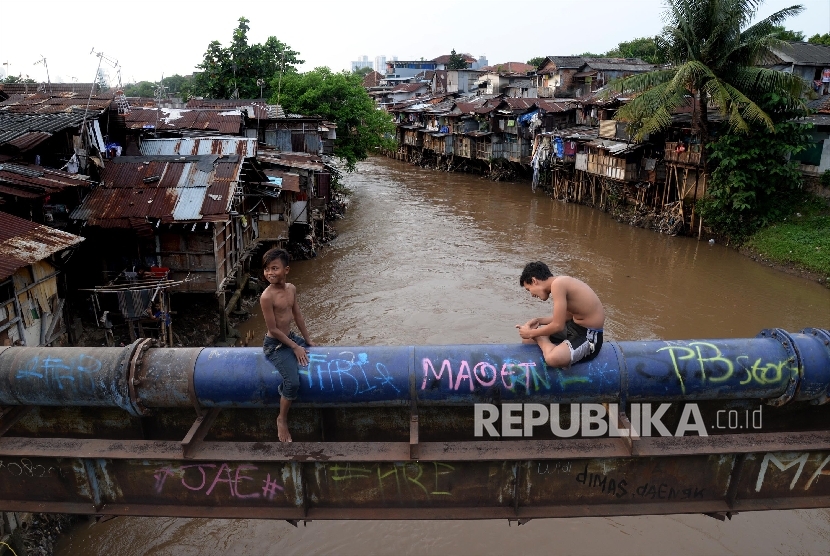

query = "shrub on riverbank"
[745,197,830,278]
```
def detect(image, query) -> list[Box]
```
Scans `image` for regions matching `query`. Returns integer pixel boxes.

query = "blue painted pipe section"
[0,330,828,409]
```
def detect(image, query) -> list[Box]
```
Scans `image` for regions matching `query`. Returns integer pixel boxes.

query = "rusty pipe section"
[0,329,828,414]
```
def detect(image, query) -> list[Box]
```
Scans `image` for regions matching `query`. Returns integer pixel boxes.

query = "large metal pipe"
[1,329,828,413]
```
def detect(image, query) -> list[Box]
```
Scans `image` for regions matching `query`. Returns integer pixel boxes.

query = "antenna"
[80,48,121,168]
[33,55,50,92]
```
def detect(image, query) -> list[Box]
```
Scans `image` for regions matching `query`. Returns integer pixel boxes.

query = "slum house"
[760,41,830,95]
[420,98,458,158]
[120,107,247,155]
[0,211,84,347]
[0,91,114,173]
[476,64,537,97]
[0,82,103,97]
[68,137,264,336]
[797,96,830,176]
[570,58,655,97]
[255,149,334,256]
[535,56,586,98]
[0,160,96,227]
[491,98,538,164]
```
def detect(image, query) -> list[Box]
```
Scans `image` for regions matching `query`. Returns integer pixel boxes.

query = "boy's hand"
[293,345,309,367]
[524,318,540,329]
[305,339,316,347]
[516,324,535,340]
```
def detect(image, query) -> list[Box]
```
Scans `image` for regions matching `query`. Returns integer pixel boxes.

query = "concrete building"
[374,56,387,73]
[351,56,372,72]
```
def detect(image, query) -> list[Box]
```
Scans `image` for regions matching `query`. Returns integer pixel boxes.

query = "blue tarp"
[554,137,564,158]
[517,110,538,125]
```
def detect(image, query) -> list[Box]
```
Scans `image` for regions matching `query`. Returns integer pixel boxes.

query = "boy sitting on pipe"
[260,248,315,442]
[516,261,605,368]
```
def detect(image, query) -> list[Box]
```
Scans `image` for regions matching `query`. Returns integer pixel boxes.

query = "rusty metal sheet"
[0,211,84,280]
[0,162,93,198]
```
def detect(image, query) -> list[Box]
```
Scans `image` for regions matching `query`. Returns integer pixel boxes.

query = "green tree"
[447,49,468,70]
[122,81,157,97]
[606,37,668,64]
[808,33,830,45]
[192,17,303,99]
[612,0,805,143]
[527,56,546,68]
[577,51,603,57]
[770,25,805,41]
[1,75,36,84]
[275,67,394,171]
[353,66,374,77]
[96,69,110,92]
[697,93,813,240]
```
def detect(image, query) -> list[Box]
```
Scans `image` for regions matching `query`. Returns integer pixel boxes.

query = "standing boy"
[516,261,605,368]
[260,248,315,442]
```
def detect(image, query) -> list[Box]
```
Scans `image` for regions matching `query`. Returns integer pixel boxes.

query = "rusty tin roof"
[140,137,257,158]
[0,162,94,199]
[69,155,243,227]
[0,211,84,280]
[123,108,243,133]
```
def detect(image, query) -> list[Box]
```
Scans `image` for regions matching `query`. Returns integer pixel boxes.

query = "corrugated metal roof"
[258,151,327,172]
[0,93,112,115]
[70,155,242,227]
[0,162,94,199]
[539,57,586,72]
[263,169,301,192]
[582,57,654,72]
[0,211,84,280]
[0,112,87,147]
[140,137,257,157]
[123,108,243,133]
[0,83,101,96]
[585,138,641,154]
[765,42,830,66]
[185,99,284,119]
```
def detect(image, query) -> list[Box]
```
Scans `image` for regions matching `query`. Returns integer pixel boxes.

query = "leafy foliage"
[1,75,36,84]
[697,94,813,240]
[612,0,805,142]
[192,17,303,99]
[447,50,468,70]
[275,68,395,171]
[770,25,805,41]
[605,37,668,64]
[353,66,375,77]
[527,56,547,68]
[808,33,830,45]
[122,75,193,98]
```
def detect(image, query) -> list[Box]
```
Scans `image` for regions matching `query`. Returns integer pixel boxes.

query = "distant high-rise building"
[374,56,387,73]
[351,55,372,72]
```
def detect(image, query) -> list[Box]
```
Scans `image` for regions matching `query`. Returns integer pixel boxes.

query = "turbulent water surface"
[57,156,830,555]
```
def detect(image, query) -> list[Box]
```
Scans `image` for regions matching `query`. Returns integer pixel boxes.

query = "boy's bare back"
[550,276,605,329]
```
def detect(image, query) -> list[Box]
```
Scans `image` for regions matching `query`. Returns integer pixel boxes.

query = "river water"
[57,157,830,555]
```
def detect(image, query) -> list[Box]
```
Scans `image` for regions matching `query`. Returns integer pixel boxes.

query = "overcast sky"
[1,0,829,85]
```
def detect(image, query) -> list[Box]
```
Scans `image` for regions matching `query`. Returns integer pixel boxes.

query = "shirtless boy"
[260,248,315,442]
[516,261,605,368]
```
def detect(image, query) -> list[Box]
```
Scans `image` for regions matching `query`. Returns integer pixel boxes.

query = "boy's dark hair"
[263,248,290,268]
[520,261,553,286]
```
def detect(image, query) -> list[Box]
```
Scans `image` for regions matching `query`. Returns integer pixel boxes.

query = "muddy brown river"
[56,157,830,555]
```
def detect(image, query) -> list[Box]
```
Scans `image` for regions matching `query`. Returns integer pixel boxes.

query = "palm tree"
[613,0,805,143]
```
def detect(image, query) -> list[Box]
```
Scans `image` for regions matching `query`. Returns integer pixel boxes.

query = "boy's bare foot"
[277,417,292,442]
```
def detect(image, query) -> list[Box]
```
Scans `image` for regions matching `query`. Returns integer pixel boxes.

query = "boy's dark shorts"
[263,332,307,401]
[549,319,603,365]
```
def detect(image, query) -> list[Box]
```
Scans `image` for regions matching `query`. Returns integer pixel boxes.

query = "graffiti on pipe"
[420,357,564,393]
[15,354,103,392]
[300,352,400,395]
[754,452,830,492]
[655,342,795,395]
